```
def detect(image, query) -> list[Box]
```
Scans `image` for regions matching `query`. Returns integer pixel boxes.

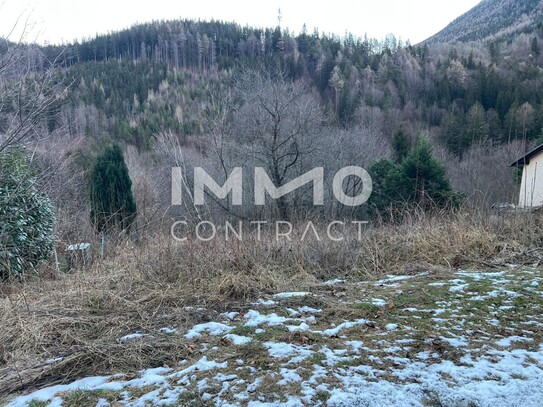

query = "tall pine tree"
[392,126,411,163]
[90,145,137,233]
[402,135,456,208]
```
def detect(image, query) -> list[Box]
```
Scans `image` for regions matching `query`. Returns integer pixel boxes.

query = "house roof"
[511,143,543,167]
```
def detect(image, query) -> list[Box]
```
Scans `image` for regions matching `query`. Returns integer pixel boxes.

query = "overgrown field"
[2,212,543,406]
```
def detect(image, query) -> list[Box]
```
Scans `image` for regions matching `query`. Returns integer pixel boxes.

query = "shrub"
[0,149,56,279]
[368,134,460,219]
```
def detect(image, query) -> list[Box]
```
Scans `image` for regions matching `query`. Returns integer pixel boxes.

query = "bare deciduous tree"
[232,70,323,219]
[0,22,66,153]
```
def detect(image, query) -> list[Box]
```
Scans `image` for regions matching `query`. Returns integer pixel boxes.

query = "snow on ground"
[6,267,543,406]
[118,333,152,343]
[224,334,253,345]
[273,292,311,299]
[184,322,233,339]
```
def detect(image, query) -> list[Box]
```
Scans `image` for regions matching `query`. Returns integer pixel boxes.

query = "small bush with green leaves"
[0,149,55,279]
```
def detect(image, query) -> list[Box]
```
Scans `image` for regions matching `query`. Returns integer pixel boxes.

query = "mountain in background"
[426,0,543,43]
[2,1,543,216]
[2,0,543,248]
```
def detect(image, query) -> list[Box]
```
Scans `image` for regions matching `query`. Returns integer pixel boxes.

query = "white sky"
[0,0,480,45]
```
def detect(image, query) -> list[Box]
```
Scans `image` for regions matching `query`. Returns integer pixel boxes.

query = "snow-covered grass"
[6,266,543,406]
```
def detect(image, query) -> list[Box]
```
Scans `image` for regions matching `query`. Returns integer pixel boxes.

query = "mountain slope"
[426,0,543,43]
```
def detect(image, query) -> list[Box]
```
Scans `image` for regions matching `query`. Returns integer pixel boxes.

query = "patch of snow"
[487,289,520,298]
[263,341,313,363]
[273,291,310,299]
[254,299,277,306]
[375,273,429,285]
[244,310,293,327]
[224,334,253,345]
[346,340,365,352]
[6,376,113,407]
[286,308,300,316]
[496,336,534,347]
[185,322,233,339]
[416,351,431,360]
[320,346,351,366]
[223,311,239,320]
[440,336,468,347]
[371,298,387,306]
[277,368,303,386]
[449,283,469,292]
[119,332,151,342]
[396,339,415,345]
[319,319,367,336]
[298,306,322,314]
[324,278,345,285]
[287,323,310,332]
[385,323,398,331]
[173,356,227,379]
[456,271,506,280]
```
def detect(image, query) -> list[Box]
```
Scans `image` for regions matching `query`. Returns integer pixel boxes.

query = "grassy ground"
[3,266,543,406]
[2,211,543,405]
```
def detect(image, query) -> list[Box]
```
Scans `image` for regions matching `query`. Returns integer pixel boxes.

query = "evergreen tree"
[368,134,458,219]
[466,103,489,144]
[90,145,137,233]
[489,42,500,65]
[531,37,541,59]
[443,107,468,158]
[466,52,476,70]
[392,126,411,163]
[402,135,456,208]
[367,159,413,219]
[486,108,503,142]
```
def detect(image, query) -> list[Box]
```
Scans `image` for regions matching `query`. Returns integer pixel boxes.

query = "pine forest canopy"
[21,9,540,155]
[0,0,541,235]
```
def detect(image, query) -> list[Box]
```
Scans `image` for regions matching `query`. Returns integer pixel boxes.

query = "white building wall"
[519,153,543,207]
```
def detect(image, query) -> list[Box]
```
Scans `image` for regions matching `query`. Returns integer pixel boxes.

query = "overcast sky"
[0,0,480,45]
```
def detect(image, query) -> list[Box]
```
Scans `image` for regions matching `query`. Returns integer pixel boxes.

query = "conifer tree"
[531,37,541,59]
[392,126,411,163]
[368,133,459,218]
[367,159,413,218]
[402,135,455,207]
[466,102,489,144]
[90,145,137,233]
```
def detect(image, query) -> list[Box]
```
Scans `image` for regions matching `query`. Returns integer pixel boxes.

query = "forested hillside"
[2,1,543,240]
[38,16,543,153]
[427,0,543,43]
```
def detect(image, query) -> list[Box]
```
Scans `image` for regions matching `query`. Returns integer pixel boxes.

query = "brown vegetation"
[2,209,543,396]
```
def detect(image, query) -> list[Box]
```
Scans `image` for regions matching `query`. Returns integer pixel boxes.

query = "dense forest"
[25,15,542,149]
[2,2,543,241]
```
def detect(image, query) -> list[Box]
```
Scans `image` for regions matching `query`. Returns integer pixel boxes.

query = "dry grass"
[1,209,543,397]
[360,209,543,274]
